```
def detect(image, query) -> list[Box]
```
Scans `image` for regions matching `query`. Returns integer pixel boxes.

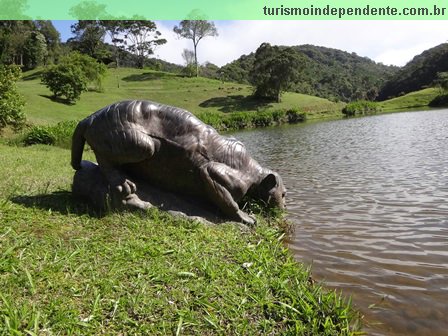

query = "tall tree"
[434,72,448,93]
[68,20,109,61]
[119,20,167,69]
[23,30,47,69]
[34,20,61,64]
[181,48,195,77]
[0,20,34,65]
[173,20,218,77]
[100,20,125,67]
[249,43,305,103]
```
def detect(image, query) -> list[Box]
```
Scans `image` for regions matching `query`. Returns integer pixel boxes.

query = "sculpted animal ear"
[260,173,278,192]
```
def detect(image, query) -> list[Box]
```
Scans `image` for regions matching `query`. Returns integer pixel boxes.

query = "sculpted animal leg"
[93,130,157,209]
[95,154,136,196]
[200,163,256,225]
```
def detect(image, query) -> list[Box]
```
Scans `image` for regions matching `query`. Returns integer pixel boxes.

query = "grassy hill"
[17,67,343,127]
[379,88,440,112]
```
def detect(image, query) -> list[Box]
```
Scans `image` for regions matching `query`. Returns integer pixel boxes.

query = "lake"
[231,109,448,335]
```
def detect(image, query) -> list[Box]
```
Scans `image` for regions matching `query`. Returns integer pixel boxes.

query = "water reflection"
[231,110,448,335]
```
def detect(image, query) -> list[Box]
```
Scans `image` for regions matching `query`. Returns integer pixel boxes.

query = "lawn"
[0,143,361,334]
[379,88,440,112]
[18,67,344,126]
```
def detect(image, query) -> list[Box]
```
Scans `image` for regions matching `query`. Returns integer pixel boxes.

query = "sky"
[53,20,448,67]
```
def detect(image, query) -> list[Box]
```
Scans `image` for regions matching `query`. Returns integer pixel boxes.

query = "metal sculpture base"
[72,160,229,225]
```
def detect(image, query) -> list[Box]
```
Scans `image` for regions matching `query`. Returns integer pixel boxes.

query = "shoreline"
[0,142,362,334]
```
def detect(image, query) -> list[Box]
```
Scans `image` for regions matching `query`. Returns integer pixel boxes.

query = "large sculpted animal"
[71,100,286,225]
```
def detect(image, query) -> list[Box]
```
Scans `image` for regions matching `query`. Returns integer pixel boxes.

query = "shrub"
[41,52,107,103]
[0,65,26,133]
[23,126,56,146]
[42,63,88,103]
[286,108,307,123]
[342,100,380,116]
[21,121,77,148]
[181,64,196,78]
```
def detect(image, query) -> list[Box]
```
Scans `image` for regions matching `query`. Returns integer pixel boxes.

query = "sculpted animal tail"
[71,119,88,170]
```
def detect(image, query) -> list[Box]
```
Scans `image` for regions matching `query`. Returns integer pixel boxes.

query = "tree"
[34,20,61,64]
[0,65,25,132]
[119,20,167,69]
[100,20,125,67]
[173,20,218,77]
[249,43,305,102]
[41,63,88,103]
[181,49,195,77]
[41,52,106,103]
[434,72,448,93]
[200,62,220,79]
[23,31,48,70]
[68,20,109,61]
[0,20,35,65]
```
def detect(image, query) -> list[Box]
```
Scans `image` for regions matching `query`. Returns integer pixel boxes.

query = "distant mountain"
[377,43,448,101]
[220,44,399,102]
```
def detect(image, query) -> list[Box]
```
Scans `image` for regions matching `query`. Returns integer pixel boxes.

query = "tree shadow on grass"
[11,191,105,218]
[39,94,74,105]
[199,95,274,113]
[122,72,182,82]
[22,70,44,81]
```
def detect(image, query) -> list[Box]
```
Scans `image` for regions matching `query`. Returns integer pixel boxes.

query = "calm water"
[231,110,448,335]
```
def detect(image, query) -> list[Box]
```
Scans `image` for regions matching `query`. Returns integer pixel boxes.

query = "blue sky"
[52,20,448,67]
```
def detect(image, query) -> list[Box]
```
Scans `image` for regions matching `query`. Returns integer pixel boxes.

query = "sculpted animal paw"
[237,210,256,226]
[122,194,152,210]
[115,179,137,195]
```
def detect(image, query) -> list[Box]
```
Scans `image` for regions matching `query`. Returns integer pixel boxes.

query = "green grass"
[18,67,343,127]
[0,143,361,334]
[379,88,440,112]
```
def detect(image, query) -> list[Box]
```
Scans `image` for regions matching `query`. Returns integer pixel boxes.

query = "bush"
[64,52,106,92]
[23,126,56,146]
[0,65,26,133]
[342,100,380,116]
[197,108,306,132]
[21,121,77,148]
[286,108,307,123]
[181,64,196,78]
[42,64,88,103]
[41,52,107,103]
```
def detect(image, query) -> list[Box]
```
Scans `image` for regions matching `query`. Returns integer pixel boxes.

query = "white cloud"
[153,20,448,67]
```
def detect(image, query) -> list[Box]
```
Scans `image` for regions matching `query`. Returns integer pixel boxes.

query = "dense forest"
[220,45,399,102]
[377,43,448,101]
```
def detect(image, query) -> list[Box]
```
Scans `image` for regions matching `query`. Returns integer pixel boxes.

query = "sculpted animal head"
[256,172,286,209]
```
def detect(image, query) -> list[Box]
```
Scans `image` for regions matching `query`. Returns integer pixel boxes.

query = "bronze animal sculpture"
[71,100,286,225]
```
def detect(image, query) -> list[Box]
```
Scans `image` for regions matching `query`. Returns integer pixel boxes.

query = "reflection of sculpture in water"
[71,100,286,225]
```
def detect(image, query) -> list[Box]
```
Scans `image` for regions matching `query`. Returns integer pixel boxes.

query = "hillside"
[17,67,343,126]
[377,43,448,101]
[220,44,398,102]
[379,88,439,112]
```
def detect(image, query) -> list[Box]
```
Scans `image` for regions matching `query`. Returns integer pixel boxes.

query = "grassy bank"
[379,88,439,112]
[0,143,361,334]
